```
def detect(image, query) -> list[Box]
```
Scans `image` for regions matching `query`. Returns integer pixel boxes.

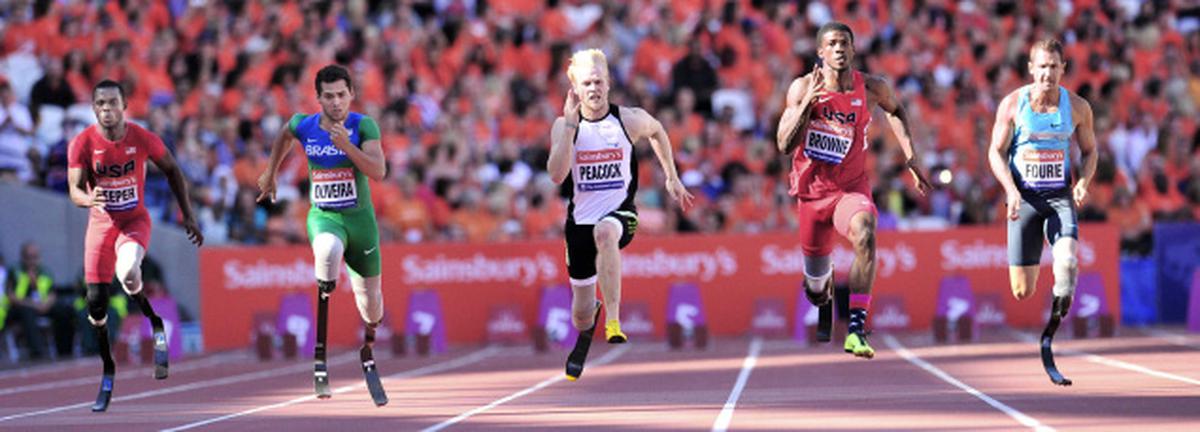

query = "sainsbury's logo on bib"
[1022,149,1064,163]
[576,149,622,163]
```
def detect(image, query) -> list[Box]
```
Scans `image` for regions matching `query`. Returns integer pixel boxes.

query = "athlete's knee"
[115,243,144,295]
[849,215,876,255]
[86,283,110,326]
[593,219,620,249]
[351,275,384,324]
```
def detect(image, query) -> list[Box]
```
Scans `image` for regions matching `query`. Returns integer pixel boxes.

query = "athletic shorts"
[564,209,637,285]
[307,206,381,278]
[1008,193,1077,266]
[85,212,151,284]
[795,179,877,257]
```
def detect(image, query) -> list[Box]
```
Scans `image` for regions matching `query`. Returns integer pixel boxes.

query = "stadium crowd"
[1,0,1198,256]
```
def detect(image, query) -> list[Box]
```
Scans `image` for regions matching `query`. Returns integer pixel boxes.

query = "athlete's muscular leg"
[571,282,599,331]
[312,233,345,283]
[594,218,623,324]
[349,273,383,324]
[846,212,877,296]
[1009,266,1040,300]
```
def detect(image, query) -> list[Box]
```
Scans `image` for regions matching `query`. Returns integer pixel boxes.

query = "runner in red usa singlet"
[789,70,871,201]
[66,80,202,412]
[776,22,931,359]
[69,121,164,281]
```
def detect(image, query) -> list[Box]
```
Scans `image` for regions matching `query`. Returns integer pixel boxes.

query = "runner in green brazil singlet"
[290,111,381,277]
[257,64,390,405]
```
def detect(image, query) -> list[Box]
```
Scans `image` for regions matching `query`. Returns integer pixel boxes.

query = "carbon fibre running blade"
[92,374,114,412]
[361,345,388,406]
[815,302,833,343]
[314,362,332,398]
[152,326,168,380]
[1040,315,1073,386]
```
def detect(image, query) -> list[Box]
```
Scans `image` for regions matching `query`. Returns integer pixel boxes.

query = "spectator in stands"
[1108,184,1154,256]
[30,56,77,128]
[0,81,35,182]
[4,242,75,360]
[0,0,1196,245]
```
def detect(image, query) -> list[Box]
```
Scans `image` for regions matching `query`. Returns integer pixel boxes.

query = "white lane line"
[1014,331,1200,386]
[0,352,249,397]
[161,346,501,432]
[711,337,763,432]
[883,335,1054,432]
[1084,355,1200,385]
[420,343,633,432]
[1144,329,1200,351]
[0,351,358,423]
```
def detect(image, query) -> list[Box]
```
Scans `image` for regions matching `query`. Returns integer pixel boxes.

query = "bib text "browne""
[804,130,852,164]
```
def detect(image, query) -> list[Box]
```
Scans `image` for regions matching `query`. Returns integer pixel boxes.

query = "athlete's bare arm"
[776,69,827,155]
[324,120,386,181]
[548,89,582,184]
[988,91,1022,220]
[1070,93,1099,208]
[257,126,297,203]
[150,149,204,246]
[622,106,695,210]
[866,75,931,195]
[67,167,105,209]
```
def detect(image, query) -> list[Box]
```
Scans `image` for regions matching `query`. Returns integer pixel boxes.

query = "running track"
[2,327,1199,431]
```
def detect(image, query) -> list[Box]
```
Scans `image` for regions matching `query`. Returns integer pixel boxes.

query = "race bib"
[99,178,138,212]
[575,149,625,192]
[311,168,357,210]
[803,129,852,164]
[1016,148,1066,190]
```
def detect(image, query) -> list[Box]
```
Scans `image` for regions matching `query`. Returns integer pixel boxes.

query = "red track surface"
[2,327,1199,431]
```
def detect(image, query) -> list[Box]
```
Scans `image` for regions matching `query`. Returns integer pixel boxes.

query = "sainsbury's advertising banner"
[199,224,1120,351]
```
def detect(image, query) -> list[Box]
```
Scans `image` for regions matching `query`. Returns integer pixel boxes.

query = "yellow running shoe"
[843,332,875,359]
[605,319,627,343]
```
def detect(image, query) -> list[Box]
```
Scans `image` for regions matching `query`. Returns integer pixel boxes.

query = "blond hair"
[567,48,608,83]
[1030,38,1064,62]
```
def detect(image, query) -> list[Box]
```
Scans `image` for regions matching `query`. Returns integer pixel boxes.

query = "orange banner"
[199,224,1120,351]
